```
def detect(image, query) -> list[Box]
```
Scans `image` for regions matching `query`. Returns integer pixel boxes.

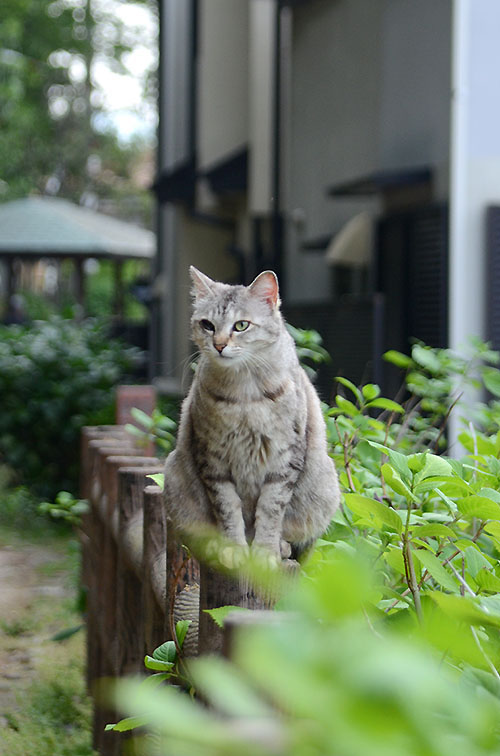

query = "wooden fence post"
[92,455,160,756]
[115,466,162,678]
[80,426,129,498]
[198,568,275,655]
[84,441,136,692]
[142,485,167,656]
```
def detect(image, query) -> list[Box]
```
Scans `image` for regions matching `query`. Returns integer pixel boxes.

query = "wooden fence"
[80,419,272,755]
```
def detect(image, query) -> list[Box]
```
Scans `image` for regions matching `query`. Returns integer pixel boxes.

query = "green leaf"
[203,606,252,629]
[335,396,359,416]
[407,453,426,473]
[462,667,500,699]
[464,546,493,578]
[147,473,164,490]
[365,398,404,414]
[457,496,500,521]
[482,367,500,397]
[383,547,407,577]
[383,350,413,369]
[484,521,500,541]
[367,442,411,482]
[437,478,471,497]
[381,464,414,500]
[175,620,191,649]
[334,376,363,403]
[413,550,457,592]
[478,488,500,504]
[429,592,500,628]
[475,569,500,593]
[412,524,455,539]
[144,656,175,672]
[344,494,403,533]
[50,624,84,642]
[105,716,146,732]
[142,673,170,688]
[361,383,380,401]
[190,657,274,719]
[411,344,441,374]
[130,407,154,428]
[419,454,453,479]
[152,640,177,664]
[124,423,145,437]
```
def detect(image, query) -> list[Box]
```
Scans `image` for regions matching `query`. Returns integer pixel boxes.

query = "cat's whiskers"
[180,349,201,388]
[242,350,275,379]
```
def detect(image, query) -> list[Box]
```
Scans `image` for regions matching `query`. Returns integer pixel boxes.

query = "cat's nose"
[214,342,227,353]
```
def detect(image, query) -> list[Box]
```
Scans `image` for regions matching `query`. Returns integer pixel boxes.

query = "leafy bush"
[110,338,500,755]
[286,324,330,380]
[125,407,177,455]
[113,552,500,756]
[0,317,142,498]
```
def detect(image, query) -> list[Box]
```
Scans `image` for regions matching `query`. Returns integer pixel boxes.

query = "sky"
[91,1,158,142]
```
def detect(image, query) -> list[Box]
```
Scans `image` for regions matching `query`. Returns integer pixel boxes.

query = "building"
[151,0,500,401]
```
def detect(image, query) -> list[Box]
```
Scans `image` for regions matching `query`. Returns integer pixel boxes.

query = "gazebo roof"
[0,196,155,260]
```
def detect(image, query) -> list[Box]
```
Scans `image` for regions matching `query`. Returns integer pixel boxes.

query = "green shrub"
[110,338,500,755]
[113,551,500,756]
[0,317,142,498]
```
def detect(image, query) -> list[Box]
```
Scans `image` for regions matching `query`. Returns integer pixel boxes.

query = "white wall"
[449,0,500,351]
[286,0,383,303]
[197,0,249,170]
[379,0,452,197]
[284,0,453,304]
[248,0,276,215]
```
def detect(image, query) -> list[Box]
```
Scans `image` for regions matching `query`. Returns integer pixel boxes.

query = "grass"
[0,499,96,756]
[1,648,96,756]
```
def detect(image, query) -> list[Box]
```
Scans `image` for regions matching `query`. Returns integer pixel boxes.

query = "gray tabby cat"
[163,267,340,560]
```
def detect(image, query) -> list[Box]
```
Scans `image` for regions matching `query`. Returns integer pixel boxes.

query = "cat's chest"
[192,394,294,471]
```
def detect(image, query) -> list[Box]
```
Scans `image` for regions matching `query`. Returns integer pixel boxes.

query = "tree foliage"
[0,0,157,223]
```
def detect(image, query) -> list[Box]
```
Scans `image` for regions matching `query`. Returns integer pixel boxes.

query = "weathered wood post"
[142,485,167,655]
[80,425,129,498]
[92,453,154,756]
[198,568,276,655]
[115,465,162,678]
[83,436,136,696]
[91,454,158,756]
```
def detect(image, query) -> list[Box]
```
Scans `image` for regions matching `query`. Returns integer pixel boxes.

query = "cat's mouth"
[211,348,240,363]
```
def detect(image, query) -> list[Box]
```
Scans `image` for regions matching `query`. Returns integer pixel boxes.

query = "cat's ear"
[189,266,217,298]
[248,271,280,309]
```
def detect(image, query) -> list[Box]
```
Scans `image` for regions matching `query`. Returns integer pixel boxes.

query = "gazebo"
[0,196,155,318]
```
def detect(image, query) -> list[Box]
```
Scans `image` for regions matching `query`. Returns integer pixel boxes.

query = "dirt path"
[0,539,71,723]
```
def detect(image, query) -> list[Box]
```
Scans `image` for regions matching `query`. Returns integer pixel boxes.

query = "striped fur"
[163,268,340,559]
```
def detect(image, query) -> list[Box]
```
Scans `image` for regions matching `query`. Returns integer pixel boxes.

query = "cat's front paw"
[218,542,249,569]
[250,539,281,567]
[280,539,292,560]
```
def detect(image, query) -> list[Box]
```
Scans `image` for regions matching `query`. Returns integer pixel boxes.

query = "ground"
[0,526,94,755]
[0,537,69,718]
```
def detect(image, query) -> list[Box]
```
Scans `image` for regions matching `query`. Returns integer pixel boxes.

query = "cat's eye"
[233,320,250,332]
[200,319,215,332]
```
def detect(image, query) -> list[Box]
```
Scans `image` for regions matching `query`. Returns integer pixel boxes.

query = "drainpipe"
[271,0,284,288]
